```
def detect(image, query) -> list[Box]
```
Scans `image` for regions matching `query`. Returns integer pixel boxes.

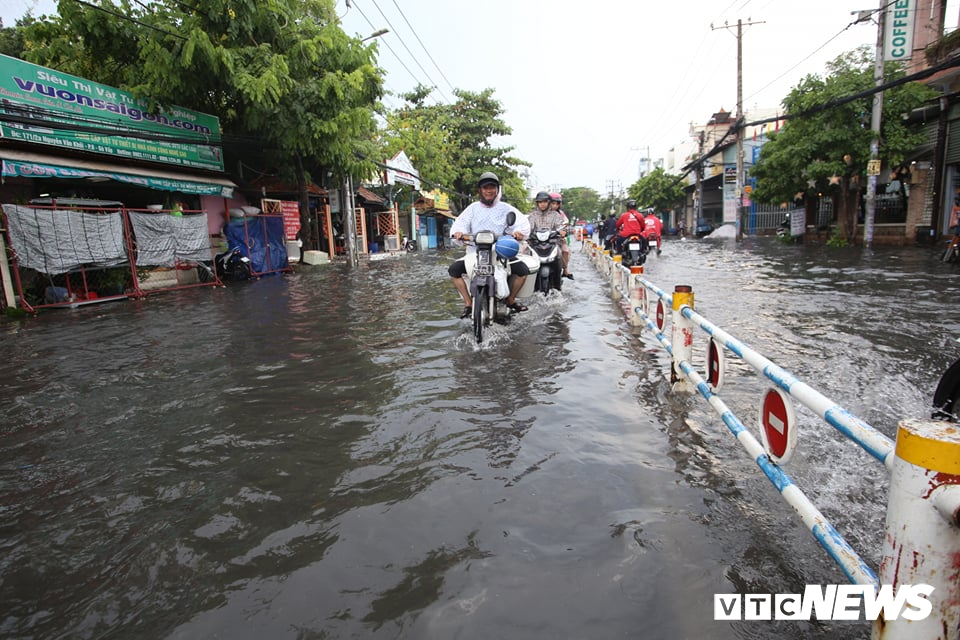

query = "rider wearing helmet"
[642,208,664,255]
[528,190,568,282]
[615,198,646,254]
[548,192,573,279]
[448,172,531,318]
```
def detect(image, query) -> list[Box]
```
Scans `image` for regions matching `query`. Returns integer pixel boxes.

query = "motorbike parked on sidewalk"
[402,237,418,252]
[198,247,252,283]
[528,229,563,295]
[198,247,252,282]
[619,233,649,267]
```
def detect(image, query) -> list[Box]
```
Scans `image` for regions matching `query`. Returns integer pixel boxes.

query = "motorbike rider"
[448,171,531,318]
[529,191,568,277]
[548,192,573,279]
[601,214,617,251]
[642,209,663,254]
[614,199,646,254]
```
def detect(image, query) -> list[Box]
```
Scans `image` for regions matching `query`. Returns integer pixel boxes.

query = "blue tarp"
[224,216,288,274]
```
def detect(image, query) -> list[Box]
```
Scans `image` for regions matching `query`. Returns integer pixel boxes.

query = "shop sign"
[0,54,224,171]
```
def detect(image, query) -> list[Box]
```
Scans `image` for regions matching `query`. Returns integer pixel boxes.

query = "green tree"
[20,0,383,247]
[0,15,30,58]
[627,167,685,214]
[751,46,936,242]
[559,187,602,222]
[380,86,529,211]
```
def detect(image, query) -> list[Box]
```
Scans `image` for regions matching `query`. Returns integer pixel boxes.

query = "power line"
[351,0,449,105]
[348,0,444,105]
[388,0,457,96]
[366,0,451,102]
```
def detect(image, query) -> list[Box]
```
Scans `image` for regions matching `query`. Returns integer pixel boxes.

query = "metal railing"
[585,240,960,638]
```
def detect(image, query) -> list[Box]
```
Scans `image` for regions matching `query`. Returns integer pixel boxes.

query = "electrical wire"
[388,0,457,96]
[366,0,450,103]
[349,0,445,105]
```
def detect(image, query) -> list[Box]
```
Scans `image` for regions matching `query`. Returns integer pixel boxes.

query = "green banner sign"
[0,54,224,171]
[1,159,233,197]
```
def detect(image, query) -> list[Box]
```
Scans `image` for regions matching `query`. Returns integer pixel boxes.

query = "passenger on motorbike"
[642,209,663,254]
[614,199,646,254]
[448,172,531,318]
[548,193,574,279]
[530,191,567,249]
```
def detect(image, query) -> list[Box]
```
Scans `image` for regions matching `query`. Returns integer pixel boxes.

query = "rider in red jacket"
[642,209,663,254]
[615,199,645,253]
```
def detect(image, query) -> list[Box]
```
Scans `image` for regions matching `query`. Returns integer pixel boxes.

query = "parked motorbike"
[619,233,649,267]
[402,237,418,252]
[528,229,563,294]
[776,212,791,238]
[220,247,253,280]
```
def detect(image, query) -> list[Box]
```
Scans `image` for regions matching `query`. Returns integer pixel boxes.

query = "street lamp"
[361,28,389,42]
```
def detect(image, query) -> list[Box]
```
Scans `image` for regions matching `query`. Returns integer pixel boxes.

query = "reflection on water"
[1,239,951,639]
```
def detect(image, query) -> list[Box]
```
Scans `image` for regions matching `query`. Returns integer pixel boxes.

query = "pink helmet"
[549,192,562,202]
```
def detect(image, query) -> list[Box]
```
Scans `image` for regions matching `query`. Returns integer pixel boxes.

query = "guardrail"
[584,239,960,639]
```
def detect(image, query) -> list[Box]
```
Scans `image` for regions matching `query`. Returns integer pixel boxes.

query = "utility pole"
[713,18,764,241]
[864,0,886,249]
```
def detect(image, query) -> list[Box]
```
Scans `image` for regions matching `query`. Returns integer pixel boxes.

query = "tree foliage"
[628,167,686,213]
[559,187,602,222]
[20,0,384,182]
[379,86,530,211]
[751,46,937,242]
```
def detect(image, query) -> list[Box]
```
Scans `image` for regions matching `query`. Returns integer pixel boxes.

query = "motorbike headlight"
[474,230,496,245]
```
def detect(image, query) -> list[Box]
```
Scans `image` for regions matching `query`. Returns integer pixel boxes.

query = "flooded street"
[2,235,957,639]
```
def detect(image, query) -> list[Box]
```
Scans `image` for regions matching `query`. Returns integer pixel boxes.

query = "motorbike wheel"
[942,244,958,264]
[197,262,215,283]
[473,288,488,343]
[406,241,418,252]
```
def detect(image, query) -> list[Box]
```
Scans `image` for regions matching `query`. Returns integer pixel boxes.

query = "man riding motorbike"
[614,199,646,255]
[448,172,531,318]
[529,191,567,292]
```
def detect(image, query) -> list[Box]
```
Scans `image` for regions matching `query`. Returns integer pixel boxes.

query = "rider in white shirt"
[448,172,531,317]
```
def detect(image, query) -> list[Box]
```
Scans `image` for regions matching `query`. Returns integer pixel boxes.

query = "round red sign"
[759,387,797,464]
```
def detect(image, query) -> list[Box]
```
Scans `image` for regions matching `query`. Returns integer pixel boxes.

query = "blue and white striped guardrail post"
[671,285,694,392]
[875,419,960,640]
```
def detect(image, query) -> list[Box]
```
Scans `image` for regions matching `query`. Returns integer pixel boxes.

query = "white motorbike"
[529,229,564,294]
[460,230,539,343]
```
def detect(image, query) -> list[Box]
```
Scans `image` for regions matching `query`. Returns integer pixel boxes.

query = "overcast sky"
[4,0,960,194]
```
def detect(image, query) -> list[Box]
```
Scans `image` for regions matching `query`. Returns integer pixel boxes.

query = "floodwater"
[2,233,957,639]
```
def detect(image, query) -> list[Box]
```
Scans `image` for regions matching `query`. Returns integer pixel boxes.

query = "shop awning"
[0,148,236,197]
[418,208,457,220]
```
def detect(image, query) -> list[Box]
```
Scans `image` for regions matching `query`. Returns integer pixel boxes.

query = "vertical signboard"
[281,201,300,240]
[885,0,915,61]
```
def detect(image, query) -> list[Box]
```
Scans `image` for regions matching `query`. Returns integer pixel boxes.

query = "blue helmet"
[495,235,520,259]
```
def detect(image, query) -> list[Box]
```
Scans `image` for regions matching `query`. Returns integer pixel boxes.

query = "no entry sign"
[759,387,797,464]
[707,337,725,392]
[656,299,666,331]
